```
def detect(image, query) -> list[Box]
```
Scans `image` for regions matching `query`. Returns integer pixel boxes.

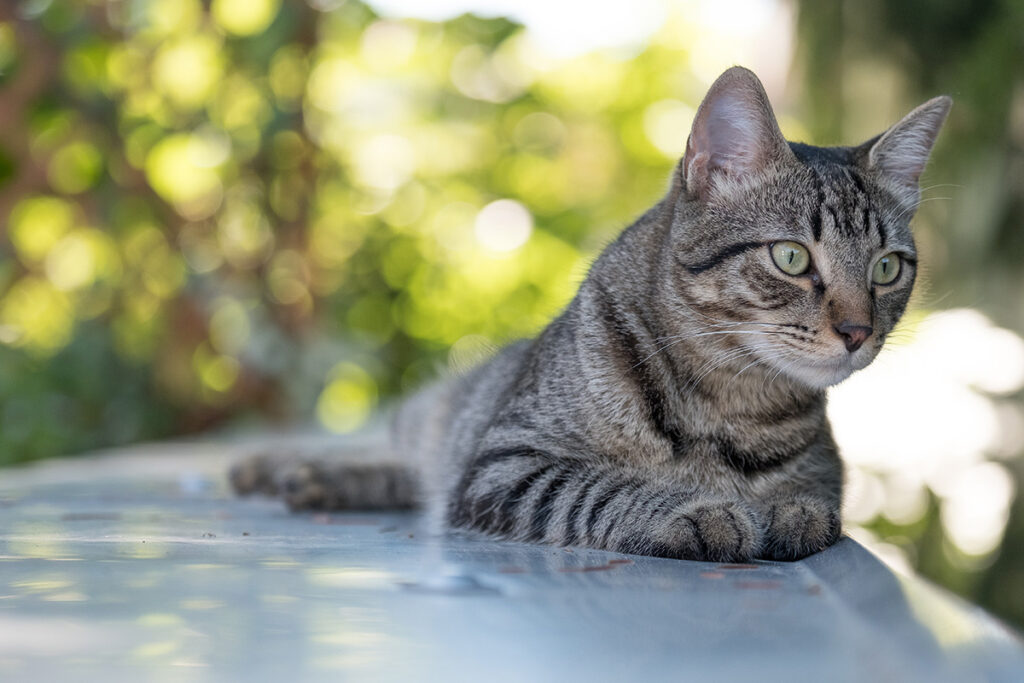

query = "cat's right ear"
[859,95,952,208]
[682,67,793,201]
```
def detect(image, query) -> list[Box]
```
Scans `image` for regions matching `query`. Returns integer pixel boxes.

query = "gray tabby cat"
[231,67,951,562]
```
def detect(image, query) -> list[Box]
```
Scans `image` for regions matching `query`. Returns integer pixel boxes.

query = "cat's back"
[392,338,534,467]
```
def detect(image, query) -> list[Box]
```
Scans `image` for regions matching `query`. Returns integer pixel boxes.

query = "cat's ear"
[682,67,793,201]
[860,96,952,206]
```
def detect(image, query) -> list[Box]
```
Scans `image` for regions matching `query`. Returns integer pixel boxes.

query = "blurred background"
[0,0,1022,628]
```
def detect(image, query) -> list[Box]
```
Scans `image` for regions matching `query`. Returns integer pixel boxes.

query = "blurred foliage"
[1,0,1023,631]
[0,0,711,462]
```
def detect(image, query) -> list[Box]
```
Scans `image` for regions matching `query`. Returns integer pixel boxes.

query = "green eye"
[770,241,810,276]
[872,253,901,285]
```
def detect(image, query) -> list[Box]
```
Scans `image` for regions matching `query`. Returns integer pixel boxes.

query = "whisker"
[682,347,760,396]
[918,183,963,192]
[634,330,786,369]
[652,319,789,340]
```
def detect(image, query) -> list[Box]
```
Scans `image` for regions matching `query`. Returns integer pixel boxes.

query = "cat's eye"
[770,241,810,276]
[872,253,901,285]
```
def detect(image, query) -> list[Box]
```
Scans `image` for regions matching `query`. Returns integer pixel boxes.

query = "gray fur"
[231,67,950,562]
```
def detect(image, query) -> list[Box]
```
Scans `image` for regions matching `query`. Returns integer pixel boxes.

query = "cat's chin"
[769,353,868,390]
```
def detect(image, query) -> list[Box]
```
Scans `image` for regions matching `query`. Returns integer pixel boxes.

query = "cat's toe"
[761,496,840,560]
[652,500,762,562]
[279,463,328,511]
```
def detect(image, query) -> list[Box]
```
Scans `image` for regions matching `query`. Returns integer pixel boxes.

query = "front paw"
[761,496,840,560]
[650,500,763,562]
[278,462,329,511]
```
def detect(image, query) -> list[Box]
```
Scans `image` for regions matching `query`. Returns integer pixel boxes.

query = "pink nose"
[833,321,873,353]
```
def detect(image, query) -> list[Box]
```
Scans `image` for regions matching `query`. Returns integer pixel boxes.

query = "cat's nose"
[833,322,873,353]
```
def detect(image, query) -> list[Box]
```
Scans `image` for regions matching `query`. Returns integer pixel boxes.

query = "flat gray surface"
[0,443,1022,682]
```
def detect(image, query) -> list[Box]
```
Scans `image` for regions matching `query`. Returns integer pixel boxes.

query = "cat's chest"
[665,385,826,471]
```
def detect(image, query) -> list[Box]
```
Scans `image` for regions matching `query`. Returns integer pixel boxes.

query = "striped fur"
[231,68,950,562]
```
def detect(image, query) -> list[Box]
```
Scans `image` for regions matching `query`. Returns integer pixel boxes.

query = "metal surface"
[0,443,1022,682]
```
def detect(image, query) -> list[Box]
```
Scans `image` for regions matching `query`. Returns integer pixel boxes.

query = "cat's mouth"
[763,347,873,389]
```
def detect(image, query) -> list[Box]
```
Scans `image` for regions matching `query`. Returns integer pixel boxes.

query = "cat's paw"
[760,496,840,560]
[649,500,763,562]
[229,454,280,496]
[278,462,329,511]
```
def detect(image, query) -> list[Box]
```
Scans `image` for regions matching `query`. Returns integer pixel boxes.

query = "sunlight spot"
[145,134,224,219]
[0,278,72,353]
[212,0,281,36]
[151,35,223,109]
[351,134,415,191]
[137,613,184,628]
[133,640,179,659]
[194,345,241,393]
[144,0,202,35]
[306,567,393,589]
[361,21,418,71]
[9,196,75,264]
[474,199,533,252]
[643,99,695,158]
[42,592,87,602]
[940,462,1015,556]
[45,229,119,292]
[317,363,378,433]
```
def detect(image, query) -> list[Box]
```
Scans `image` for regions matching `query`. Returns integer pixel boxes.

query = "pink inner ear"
[704,95,767,175]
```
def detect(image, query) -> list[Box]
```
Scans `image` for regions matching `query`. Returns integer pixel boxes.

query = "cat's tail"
[229,434,420,511]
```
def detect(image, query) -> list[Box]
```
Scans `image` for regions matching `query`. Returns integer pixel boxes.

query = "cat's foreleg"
[449,449,764,562]
[751,441,843,560]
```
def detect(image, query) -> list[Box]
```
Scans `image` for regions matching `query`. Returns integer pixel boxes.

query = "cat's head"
[672,66,950,389]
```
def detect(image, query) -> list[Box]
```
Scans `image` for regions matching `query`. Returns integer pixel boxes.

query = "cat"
[231,67,951,562]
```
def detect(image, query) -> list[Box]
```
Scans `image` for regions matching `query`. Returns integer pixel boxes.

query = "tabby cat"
[231,67,951,562]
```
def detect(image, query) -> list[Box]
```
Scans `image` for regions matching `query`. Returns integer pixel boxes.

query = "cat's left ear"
[859,96,952,206]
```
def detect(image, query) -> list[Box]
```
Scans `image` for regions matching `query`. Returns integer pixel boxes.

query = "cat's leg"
[449,449,764,562]
[230,451,419,511]
[275,460,418,511]
[229,452,295,496]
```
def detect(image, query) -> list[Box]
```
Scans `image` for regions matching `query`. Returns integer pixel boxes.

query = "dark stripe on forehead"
[682,241,763,275]
[842,167,883,245]
[846,167,868,195]
[811,170,824,242]
[856,179,887,247]
[823,201,841,237]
